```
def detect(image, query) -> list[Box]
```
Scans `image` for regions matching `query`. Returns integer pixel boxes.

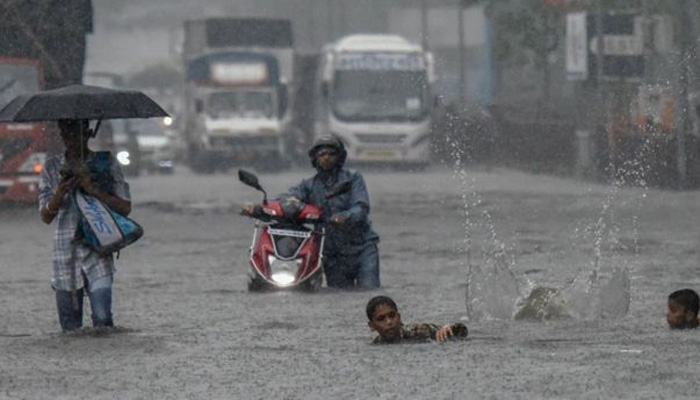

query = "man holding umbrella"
[39,118,132,331]
[0,83,168,332]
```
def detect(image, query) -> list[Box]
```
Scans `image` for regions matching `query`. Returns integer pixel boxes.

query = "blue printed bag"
[74,191,144,256]
[73,151,143,255]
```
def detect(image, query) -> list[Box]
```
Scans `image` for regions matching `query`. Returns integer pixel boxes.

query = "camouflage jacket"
[372,322,468,344]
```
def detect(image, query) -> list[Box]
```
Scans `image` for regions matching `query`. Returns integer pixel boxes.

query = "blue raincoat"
[287,168,380,289]
[287,168,379,255]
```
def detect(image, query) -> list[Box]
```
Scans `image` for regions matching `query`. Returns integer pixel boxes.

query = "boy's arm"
[404,322,468,343]
[436,323,468,343]
[402,323,441,342]
[38,158,76,224]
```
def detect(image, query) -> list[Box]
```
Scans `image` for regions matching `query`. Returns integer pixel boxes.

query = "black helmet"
[308,135,347,168]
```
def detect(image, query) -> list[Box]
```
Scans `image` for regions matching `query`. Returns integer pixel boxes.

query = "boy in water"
[667,289,700,330]
[367,296,468,344]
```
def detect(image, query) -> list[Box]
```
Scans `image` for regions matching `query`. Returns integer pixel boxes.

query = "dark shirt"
[372,322,468,344]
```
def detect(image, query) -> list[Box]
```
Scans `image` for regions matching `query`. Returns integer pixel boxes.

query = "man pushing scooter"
[243,136,380,290]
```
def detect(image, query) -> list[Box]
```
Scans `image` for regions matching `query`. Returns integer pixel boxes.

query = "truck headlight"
[116,151,131,166]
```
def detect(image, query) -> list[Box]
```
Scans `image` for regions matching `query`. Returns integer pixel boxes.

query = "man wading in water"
[39,119,131,332]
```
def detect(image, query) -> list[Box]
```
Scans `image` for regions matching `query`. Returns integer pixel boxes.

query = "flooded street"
[2,166,700,398]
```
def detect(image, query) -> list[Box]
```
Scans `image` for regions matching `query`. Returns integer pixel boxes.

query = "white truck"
[314,34,435,166]
[182,18,295,172]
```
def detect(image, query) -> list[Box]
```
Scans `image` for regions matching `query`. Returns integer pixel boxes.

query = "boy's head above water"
[667,289,700,329]
[366,296,402,341]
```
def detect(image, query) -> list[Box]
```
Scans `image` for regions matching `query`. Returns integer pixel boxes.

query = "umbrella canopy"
[0,84,169,122]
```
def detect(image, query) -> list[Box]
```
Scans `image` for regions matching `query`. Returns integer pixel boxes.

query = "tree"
[127,63,182,92]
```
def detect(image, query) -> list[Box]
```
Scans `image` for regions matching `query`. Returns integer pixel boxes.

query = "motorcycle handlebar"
[241,207,323,227]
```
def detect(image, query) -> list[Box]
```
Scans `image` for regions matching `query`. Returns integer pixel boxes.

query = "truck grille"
[355,133,407,144]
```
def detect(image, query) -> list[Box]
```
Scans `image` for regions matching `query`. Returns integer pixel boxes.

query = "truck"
[314,34,436,167]
[0,57,48,203]
[0,0,92,203]
[181,18,296,172]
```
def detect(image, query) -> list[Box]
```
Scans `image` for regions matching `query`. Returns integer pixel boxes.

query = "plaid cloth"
[372,322,468,344]
[38,152,131,291]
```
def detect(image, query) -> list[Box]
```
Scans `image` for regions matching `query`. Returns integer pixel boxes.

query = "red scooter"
[238,169,351,291]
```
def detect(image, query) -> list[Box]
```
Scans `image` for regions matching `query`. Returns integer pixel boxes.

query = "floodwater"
[1,166,700,399]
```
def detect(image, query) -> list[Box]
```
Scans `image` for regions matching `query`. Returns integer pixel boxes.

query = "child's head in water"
[366,296,402,341]
[667,289,700,329]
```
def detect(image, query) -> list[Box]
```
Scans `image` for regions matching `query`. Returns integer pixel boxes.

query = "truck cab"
[182,18,295,173]
[185,52,288,171]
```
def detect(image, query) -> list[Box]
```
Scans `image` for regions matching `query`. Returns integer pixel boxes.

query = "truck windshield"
[207,91,274,119]
[332,70,428,122]
[0,64,39,108]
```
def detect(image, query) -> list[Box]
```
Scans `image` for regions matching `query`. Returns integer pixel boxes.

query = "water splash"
[454,140,639,323]
[510,264,630,322]
[445,119,526,321]
[466,251,524,321]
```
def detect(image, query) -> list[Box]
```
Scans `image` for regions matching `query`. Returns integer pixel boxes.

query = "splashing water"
[558,264,631,321]
[445,124,526,321]
[455,137,637,323]
[466,252,524,321]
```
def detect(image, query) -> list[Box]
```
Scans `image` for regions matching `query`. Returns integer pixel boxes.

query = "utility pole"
[673,0,700,188]
[421,0,429,50]
[327,0,334,42]
[595,0,611,174]
[641,0,653,84]
[458,0,465,106]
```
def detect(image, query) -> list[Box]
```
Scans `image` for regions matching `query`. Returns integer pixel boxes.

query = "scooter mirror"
[238,169,262,191]
[325,180,352,199]
[239,169,268,203]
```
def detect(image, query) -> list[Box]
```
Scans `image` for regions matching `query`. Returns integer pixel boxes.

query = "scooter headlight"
[267,256,302,286]
[271,271,296,286]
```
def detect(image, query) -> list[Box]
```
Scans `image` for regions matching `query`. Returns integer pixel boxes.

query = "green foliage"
[127,63,182,91]
[488,0,564,68]
[486,0,698,68]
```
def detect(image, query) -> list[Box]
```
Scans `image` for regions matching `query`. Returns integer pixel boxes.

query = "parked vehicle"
[0,1,91,204]
[97,119,141,177]
[238,169,351,291]
[131,119,175,174]
[0,57,50,204]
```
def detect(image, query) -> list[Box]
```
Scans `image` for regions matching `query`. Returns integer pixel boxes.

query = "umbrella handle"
[92,119,102,138]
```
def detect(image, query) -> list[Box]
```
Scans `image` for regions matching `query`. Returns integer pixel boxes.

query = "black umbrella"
[0,84,169,122]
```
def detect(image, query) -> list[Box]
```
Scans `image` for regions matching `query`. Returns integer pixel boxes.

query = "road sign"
[566,11,645,81]
[592,12,644,81]
[566,12,588,80]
